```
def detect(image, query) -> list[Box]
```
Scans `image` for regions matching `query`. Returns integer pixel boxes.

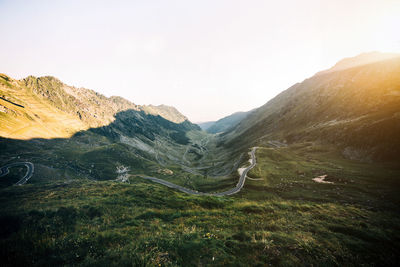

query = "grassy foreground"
[1,143,399,266]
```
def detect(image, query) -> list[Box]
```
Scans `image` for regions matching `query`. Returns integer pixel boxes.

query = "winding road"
[0,147,257,193]
[0,162,34,185]
[138,147,257,196]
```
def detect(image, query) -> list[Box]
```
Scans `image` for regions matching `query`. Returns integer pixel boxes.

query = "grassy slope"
[1,142,399,266]
[222,56,400,161]
[0,128,240,193]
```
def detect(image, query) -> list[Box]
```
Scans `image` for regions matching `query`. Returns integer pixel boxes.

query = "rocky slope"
[0,74,199,139]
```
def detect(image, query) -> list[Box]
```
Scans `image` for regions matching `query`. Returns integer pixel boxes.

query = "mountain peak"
[318,51,400,76]
[141,104,188,124]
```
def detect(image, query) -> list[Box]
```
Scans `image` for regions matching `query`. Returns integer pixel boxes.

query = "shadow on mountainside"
[0,109,208,186]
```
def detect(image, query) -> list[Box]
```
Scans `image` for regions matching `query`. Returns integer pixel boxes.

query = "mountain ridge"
[1,74,198,139]
[316,51,400,76]
[200,110,253,134]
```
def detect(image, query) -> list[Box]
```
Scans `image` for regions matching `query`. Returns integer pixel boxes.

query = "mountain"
[206,111,253,134]
[197,121,215,131]
[221,52,400,161]
[0,74,216,182]
[316,51,400,75]
[0,74,198,139]
[2,55,400,267]
[197,111,253,134]
[141,104,188,124]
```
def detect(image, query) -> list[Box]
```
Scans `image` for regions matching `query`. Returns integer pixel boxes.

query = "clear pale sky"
[1,0,399,122]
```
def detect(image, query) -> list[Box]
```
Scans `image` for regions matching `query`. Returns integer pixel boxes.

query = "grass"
[1,142,399,266]
[246,142,400,209]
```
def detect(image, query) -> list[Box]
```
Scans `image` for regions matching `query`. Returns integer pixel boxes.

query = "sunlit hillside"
[0,74,88,139]
[222,53,400,161]
[0,74,201,140]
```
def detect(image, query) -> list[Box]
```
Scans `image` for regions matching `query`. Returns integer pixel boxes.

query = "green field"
[1,142,399,266]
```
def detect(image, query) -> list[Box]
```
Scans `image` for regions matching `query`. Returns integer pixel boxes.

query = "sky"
[1,0,400,122]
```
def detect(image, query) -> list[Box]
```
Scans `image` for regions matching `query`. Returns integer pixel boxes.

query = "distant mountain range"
[198,110,253,134]
[220,52,400,161]
[197,121,215,131]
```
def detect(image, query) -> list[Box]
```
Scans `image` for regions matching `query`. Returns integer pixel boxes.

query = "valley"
[1,141,399,266]
[137,146,258,196]
[0,74,246,193]
[1,53,400,266]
